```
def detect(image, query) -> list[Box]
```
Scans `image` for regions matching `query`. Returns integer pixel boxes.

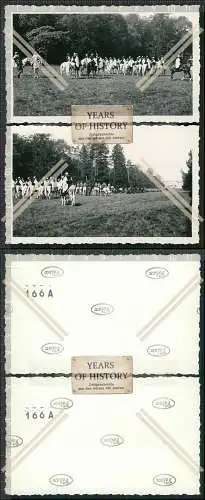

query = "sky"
[123,12,196,22]
[12,125,198,183]
[122,8,198,23]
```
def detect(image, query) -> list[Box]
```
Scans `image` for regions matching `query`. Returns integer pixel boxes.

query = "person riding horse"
[71,52,80,76]
[87,53,97,77]
[170,54,192,80]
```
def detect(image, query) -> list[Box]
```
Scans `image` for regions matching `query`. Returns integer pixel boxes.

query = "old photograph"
[5,124,199,244]
[5,253,200,375]
[5,5,200,122]
[6,376,200,495]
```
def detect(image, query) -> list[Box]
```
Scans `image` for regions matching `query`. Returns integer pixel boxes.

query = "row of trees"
[78,143,155,188]
[13,13,192,63]
[13,133,192,194]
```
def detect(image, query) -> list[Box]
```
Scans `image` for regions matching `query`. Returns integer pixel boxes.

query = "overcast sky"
[12,125,198,183]
[123,11,196,22]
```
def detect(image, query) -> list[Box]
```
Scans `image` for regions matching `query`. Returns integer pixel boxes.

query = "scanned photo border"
[4,252,201,378]
[5,4,200,124]
[0,0,205,498]
[4,124,200,245]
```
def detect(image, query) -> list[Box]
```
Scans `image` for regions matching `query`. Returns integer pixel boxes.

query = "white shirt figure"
[175,56,181,69]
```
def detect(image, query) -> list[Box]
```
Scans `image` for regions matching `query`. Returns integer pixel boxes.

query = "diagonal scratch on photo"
[10,7,197,117]
[9,125,198,239]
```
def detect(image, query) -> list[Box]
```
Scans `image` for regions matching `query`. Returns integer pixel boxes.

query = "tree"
[181,149,192,237]
[13,13,193,63]
[25,26,71,62]
[126,15,145,56]
[112,145,128,188]
[13,135,33,179]
[126,161,155,190]
[13,134,73,179]
[143,14,178,58]
[89,144,109,183]
[78,145,92,181]
[182,149,192,201]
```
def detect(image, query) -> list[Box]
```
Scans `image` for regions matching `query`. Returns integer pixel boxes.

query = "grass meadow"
[13,68,192,116]
[13,191,191,238]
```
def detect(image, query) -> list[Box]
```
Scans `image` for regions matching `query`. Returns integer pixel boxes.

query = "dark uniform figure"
[13,51,23,78]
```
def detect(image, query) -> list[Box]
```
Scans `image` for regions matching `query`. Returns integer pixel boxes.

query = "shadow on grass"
[65,202,82,207]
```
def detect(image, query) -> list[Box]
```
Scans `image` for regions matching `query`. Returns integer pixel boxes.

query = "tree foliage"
[182,149,192,201]
[13,13,192,63]
[89,144,109,183]
[126,161,154,189]
[13,133,73,179]
[112,144,128,188]
[13,135,191,195]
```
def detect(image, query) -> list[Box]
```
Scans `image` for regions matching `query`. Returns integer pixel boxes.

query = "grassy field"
[13,67,192,116]
[13,191,190,238]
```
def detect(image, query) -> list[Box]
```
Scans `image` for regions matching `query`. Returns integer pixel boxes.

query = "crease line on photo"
[2,158,68,223]
[137,408,202,475]
[136,25,203,92]
[139,158,203,223]
[137,274,200,341]
[3,411,68,473]
[136,31,193,91]
[13,30,68,91]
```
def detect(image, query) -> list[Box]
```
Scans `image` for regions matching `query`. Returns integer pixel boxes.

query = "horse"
[22,57,33,67]
[87,59,97,78]
[70,60,80,78]
[170,62,192,80]
[60,61,72,77]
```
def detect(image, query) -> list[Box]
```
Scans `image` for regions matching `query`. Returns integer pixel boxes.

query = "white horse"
[102,186,111,197]
[22,57,33,67]
[31,54,43,78]
[60,61,71,76]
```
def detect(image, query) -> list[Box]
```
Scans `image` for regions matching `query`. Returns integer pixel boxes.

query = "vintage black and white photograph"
[5,5,199,121]
[5,125,199,244]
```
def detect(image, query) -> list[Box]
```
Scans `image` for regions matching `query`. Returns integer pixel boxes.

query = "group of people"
[13,174,72,201]
[13,48,191,80]
[60,52,167,77]
[13,175,115,207]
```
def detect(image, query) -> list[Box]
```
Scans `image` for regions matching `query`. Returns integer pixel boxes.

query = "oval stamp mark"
[153,474,176,486]
[41,266,64,278]
[50,398,73,410]
[152,397,175,410]
[145,267,169,279]
[147,344,170,357]
[91,303,114,315]
[49,474,73,487]
[100,434,124,447]
[7,435,23,447]
[41,343,64,355]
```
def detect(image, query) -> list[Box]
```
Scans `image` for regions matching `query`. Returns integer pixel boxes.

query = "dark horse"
[170,62,192,80]
[87,59,97,78]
